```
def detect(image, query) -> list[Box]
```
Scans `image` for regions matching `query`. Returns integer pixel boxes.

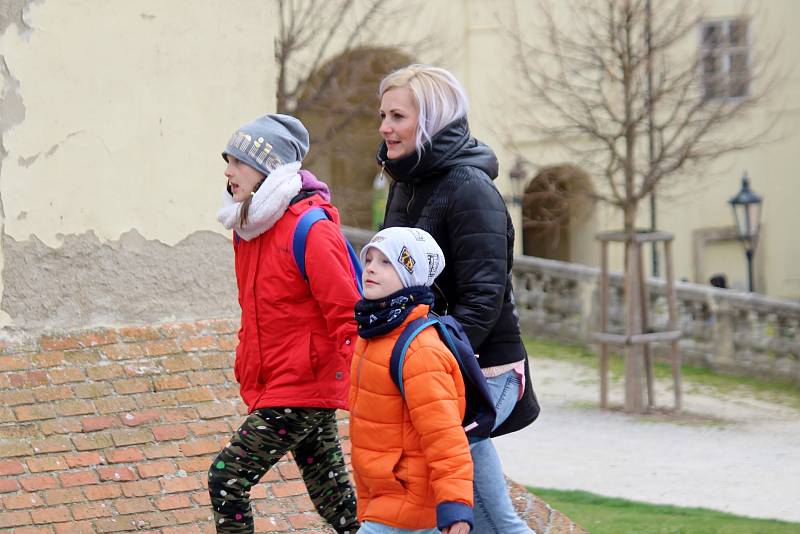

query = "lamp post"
[508,158,527,207]
[508,158,527,254]
[728,172,762,292]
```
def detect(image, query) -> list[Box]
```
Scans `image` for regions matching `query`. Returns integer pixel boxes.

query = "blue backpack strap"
[435,315,497,438]
[293,207,329,281]
[292,207,364,295]
[389,317,438,398]
[345,240,364,295]
[432,319,480,388]
[391,313,497,439]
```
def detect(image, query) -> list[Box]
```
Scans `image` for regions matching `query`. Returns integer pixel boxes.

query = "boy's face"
[224,155,265,202]
[362,248,404,300]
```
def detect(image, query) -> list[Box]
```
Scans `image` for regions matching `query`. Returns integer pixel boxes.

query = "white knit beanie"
[360,227,445,288]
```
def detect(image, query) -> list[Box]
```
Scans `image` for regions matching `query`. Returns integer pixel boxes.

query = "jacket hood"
[377,117,499,184]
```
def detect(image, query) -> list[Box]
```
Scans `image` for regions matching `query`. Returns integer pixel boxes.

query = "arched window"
[522,164,594,261]
[294,47,412,228]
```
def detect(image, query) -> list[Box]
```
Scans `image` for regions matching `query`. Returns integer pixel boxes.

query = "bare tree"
[509,0,778,413]
[511,0,776,231]
[274,0,435,227]
[276,0,383,115]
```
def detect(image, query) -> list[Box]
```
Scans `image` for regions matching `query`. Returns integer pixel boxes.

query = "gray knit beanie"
[222,114,310,175]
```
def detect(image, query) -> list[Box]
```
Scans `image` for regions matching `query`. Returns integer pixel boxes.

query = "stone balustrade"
[345,227,800,383]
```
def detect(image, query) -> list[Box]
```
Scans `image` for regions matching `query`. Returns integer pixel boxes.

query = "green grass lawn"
[523,337,800,410]
[528,487,800,534]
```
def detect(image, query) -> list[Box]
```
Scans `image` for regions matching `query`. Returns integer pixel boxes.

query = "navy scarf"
[355,286,435,339]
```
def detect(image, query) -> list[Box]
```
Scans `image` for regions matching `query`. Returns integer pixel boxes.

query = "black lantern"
[728,172,762,292]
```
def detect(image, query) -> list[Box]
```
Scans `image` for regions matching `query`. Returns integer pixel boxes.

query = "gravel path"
[494,357,800,523]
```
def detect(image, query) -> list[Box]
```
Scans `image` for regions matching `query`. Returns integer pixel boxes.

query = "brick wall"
[0,318,584,533]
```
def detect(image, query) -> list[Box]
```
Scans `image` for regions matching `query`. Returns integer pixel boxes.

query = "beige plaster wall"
[449,0,799,299]
[0,0,278,330]
[648,0,800,296]
[1,0,275,245]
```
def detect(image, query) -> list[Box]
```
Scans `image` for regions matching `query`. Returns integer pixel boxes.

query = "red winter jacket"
[232,193,360,412]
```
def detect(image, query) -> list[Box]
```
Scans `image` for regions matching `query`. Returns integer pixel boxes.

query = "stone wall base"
[0,317,584,533]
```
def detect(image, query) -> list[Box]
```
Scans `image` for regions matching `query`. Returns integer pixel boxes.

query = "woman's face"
[379,86,419,160]
[224,156,265,202]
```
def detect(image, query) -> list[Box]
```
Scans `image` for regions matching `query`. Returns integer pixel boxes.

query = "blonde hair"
[379,64,469,155]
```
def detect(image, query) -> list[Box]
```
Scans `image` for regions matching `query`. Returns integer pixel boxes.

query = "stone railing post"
[577,275,596,343]
[708,291,735,371]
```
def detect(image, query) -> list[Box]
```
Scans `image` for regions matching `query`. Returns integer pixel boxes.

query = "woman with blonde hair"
[375,64,539,533]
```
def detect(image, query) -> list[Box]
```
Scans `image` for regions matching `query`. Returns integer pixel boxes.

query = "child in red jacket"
[208,114,360,534]
[350,227,473,534]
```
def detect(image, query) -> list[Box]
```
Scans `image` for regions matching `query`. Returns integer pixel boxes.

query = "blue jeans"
[469,369,534,533]
[357,521,438,534]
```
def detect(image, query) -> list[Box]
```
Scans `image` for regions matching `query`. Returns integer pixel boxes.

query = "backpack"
[292,206,364,296]
[389,314,496,439]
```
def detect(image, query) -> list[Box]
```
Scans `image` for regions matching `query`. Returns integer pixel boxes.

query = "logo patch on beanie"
[227,131,283,173]
[427,253,440,277]
[398,246,415,274]
[409,228,427,241]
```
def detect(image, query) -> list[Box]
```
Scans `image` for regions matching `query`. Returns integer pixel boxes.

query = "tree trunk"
[623,204,645,412]
[624,239,646,412]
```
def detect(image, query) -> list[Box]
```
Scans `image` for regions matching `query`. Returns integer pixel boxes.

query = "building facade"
[0,0,797,336]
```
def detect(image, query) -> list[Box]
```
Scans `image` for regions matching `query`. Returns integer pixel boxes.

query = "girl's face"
[362,248,404,300]
[224,156,265,202]
[379,86,419,160]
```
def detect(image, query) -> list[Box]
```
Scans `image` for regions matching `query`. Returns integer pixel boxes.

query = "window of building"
[700,18,750,100]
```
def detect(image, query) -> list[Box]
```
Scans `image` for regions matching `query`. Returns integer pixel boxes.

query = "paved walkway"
[495,356,800,524]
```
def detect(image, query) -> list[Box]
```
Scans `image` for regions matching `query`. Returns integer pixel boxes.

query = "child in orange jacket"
[349,227,473,534]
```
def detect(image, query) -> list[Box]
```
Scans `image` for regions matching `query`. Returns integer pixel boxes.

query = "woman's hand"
[442,521,470,534]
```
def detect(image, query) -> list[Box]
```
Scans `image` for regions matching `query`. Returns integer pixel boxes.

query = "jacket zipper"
[406,183,415,215]
[247,238,266,401]
[377,156,414,217]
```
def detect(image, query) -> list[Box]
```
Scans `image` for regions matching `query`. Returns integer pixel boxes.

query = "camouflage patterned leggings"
[208,407,358,534]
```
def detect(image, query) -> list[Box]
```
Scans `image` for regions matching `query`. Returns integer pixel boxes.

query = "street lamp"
[728,172,762,292]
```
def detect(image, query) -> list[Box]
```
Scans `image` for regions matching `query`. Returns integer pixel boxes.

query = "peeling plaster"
[16,131,82,168]
[0,58,25,139]
[0,0,33,34]
[16,153,37,167]
[2,229,239,333]
[0,0,33,327]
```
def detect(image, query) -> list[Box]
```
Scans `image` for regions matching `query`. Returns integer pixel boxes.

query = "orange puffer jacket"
[349,304,473,530]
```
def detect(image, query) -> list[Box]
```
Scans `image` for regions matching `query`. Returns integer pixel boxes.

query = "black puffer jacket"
[379,118,526,369]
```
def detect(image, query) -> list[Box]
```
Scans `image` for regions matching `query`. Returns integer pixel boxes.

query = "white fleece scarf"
[216,161,302,241]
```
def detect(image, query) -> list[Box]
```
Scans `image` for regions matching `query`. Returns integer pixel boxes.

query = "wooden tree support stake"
[595,231,682,413]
